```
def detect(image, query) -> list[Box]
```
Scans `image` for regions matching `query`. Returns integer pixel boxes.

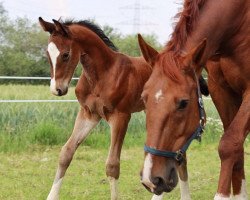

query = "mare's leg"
[206,61,247,199]
[47,107,100,200]
[215,95,249,199]
[106,112,131,200]
[151,194,164,200]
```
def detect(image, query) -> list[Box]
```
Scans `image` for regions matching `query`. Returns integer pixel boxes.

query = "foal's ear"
[38,17,55,34]
[52,19,70,37]
[138,34,159,67]
[183,39,207,74]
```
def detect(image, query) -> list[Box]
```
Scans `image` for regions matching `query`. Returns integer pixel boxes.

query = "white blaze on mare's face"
[141,154,155,192]
[47,42,60,94]
[155,89,163,103]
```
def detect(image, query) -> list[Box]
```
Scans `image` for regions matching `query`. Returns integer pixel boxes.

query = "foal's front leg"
[177,154,191,200]
[47,108,100,200]
[106,112,131,200]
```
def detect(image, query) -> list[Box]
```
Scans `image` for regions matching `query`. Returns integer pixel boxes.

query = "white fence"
[0,76,211,103]
[0,76,78,103]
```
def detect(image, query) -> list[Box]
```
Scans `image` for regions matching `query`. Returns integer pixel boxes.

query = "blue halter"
[144,73,206,164]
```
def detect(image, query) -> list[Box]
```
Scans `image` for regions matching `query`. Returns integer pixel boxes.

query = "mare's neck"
[183,0,245,63]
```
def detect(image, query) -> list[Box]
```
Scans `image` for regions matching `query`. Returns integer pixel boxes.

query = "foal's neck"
[71,25,116,68]
[71,25,116,79]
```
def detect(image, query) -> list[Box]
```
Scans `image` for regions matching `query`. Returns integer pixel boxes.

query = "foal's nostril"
[56,88,62,96]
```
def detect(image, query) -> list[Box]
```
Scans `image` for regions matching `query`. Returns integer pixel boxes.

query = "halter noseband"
[144,72,206,164]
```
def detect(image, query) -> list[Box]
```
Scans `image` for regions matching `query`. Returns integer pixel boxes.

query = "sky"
[2,0,181,44]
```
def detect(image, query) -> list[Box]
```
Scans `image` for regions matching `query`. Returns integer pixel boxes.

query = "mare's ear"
[39,17,55,34]
[138,34,159,67]
[183,39,207,75]
[52,19,70,37]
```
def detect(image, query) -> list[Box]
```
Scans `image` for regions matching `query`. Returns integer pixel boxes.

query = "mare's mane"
[166,0,206,53]
[62,19,118,52]
[161,0,209,95]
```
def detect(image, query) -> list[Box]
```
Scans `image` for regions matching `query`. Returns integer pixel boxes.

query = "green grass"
[0,84,225,153]
[0,144,250,200]
[0,85,250,199]
[1,84,249,153]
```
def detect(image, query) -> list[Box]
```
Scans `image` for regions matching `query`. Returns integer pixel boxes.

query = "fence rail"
[0,76,211,103]
[0,76,79,103]
[0,100,78,103]
[0,76,79,80]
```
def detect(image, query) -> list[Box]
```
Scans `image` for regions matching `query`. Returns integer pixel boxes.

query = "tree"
[102,24,162,57]
[0,4,163,84]
[0,3,49,84]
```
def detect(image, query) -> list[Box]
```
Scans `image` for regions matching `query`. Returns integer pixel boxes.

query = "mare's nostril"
[57,88,62,96]
[152,177,164,187]
[168,168,178,187]
[152,176,166,195]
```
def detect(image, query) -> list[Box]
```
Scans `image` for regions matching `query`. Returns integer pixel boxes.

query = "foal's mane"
[62,19,118,52]
[166,0,206,53]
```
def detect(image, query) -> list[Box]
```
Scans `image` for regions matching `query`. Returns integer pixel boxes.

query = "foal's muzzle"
[50,83,68,96]
[55,86,68,96]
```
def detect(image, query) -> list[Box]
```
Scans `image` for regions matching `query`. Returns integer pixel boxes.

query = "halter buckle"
[175,150,184,163]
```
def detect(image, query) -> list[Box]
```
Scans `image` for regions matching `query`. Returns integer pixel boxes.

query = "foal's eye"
[177,99,189,110]
[62,52,70,61]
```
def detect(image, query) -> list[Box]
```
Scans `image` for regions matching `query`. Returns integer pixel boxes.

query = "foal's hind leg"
[177,154,191,200]
[47,107,100,200]
[106,112,131,200]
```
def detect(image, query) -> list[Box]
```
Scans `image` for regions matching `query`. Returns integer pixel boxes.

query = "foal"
[38,18,192,200]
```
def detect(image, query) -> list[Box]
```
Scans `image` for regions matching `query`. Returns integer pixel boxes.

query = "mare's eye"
[62,52,70,61]
[177,99,189,110]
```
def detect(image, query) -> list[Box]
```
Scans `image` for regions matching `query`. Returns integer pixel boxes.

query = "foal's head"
[138,34,206,195]
[39,17,82,96]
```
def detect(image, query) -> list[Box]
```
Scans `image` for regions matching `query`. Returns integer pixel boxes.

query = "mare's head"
[138,34,207,195]
[39,17,80,96]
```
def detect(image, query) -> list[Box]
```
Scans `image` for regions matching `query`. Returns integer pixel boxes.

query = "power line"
[119,0,156,33]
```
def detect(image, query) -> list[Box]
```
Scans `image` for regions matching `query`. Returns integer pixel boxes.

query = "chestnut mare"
[138,0,249,199]
[38,18,199,200]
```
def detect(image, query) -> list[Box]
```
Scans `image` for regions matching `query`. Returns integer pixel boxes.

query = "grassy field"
[0,144,250,200]
[0,84,226,152]
[0,84,249,199]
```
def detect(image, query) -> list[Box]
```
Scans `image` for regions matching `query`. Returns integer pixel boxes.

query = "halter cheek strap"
[144,72,206,164]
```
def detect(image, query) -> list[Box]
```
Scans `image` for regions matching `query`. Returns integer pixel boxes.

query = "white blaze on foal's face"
[47,42,60,94]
